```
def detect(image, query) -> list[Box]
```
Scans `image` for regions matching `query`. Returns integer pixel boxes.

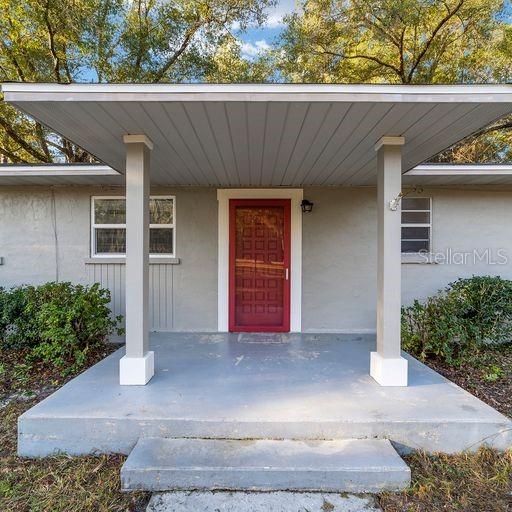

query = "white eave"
[3,83,512,187]
[0,164,122,185]
[2,162,512,186]
[403,164,512,186]
[4,82,512,101]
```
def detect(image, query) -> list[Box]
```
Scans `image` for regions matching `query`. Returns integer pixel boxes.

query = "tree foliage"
[276,0,512,161]
[0,0,272,163]
[278,0,511,84]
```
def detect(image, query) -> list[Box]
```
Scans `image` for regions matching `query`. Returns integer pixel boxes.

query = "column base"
[119,351,154,385]
[370,351,408,387]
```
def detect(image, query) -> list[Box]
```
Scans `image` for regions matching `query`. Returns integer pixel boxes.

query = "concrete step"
[121,437,410,493]
[146,491,382,512]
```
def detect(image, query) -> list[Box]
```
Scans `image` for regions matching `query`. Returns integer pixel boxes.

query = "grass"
[0,400,149,512]
[0,347,150,512]
[379,448,512,512]
[377,344,512,512]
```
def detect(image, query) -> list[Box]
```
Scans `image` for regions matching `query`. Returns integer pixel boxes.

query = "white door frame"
[217,189,303,332]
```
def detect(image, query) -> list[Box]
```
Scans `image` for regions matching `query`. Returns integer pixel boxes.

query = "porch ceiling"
[3,83,512,187]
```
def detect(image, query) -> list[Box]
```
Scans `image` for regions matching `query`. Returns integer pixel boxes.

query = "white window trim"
[401,197,432,256]
[90,195,176,258]
[217,188,303,333]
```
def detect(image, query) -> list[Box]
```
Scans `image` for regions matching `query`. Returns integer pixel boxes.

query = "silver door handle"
[285,268,289,280]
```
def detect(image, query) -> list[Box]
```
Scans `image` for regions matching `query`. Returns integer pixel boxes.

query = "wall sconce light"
[301,199,314,213]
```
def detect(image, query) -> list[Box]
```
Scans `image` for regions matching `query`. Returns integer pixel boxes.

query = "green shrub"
[402,276,512,365]
[0,282,122,374]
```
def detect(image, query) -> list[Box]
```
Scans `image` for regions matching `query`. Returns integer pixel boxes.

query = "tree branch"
[34,122,52,161]
[0,40,26,81]
[43,0,65,82]
[407,0,465,82]
[471,120,512,138]
[0,115,51,162]
[151,20,203,83]
[0,145,24,163]
[315,49,402,77]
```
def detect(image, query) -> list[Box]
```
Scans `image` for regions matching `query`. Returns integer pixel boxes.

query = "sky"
[236,0,297,59]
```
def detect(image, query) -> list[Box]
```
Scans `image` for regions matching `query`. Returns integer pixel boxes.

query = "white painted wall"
[301,186,512,331]
[0,186,218,331]
[1,185,512,332]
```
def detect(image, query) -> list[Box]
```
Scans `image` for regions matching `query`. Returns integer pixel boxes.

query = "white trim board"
[217,189,303,333]
[90,195,176,258]
[407,164,512,175]
[4,83,512,103]
[0,165,118,176]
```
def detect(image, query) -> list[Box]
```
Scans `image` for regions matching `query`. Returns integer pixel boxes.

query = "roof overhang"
[0,164,122,186]
[403,164,512,186]
[3,162,512,187]
[3,83,512,187]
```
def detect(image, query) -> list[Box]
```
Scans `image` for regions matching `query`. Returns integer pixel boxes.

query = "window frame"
[401,197,432,255]
[90,195,176,258]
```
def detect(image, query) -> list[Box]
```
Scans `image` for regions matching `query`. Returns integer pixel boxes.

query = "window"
[91,196,175,257]
[401,197,431,253]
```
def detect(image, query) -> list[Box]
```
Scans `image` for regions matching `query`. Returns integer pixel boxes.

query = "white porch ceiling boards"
[3,83,512,187]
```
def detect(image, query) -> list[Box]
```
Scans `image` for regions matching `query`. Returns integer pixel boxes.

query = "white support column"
[370,136,408,387]
[119,134,154,385]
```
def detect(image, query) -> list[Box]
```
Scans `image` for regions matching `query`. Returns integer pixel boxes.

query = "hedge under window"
[91,196,175,257]
[401,197,431,253]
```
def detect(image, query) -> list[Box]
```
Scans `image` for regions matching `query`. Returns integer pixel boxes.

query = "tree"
[277,0,509,84]
[275,0,512,161]
[0,0,272,163]
[205,37,274,83]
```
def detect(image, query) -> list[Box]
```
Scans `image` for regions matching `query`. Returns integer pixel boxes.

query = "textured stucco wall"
[0,186,218,331]
[302,187,377,332]
[1,185,512,332]
[301,186,512,332]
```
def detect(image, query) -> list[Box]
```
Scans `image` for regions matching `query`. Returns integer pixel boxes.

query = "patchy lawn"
[0,346,150,512]
[379,448,512,512]
[378,344,512,512]
[1,344,512,511]
[424,344,512,418]
[0,344,119,404]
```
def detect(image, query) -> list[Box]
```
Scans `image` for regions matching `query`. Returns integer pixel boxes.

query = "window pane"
[150,198,173,224]
[150,228,173,254]
[402,226,430,240]
[401,240,430,253]
[95,199,126,224]
[402,197,430,211]
[402,211,430,224]
[95,228,126,253]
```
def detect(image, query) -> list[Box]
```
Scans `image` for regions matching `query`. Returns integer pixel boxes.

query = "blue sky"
[235,0,296,59]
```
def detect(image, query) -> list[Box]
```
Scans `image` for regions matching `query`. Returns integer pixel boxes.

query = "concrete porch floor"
[18,333,512,457]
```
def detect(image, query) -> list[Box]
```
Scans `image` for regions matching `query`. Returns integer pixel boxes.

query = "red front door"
[229,199,291,332]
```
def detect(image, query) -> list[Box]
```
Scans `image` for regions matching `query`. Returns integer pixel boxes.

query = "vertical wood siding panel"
[170,265,174,330]
[86,263,173,330]
[120,265,126,323]
[157,265,163,329]
[150,265,156,329]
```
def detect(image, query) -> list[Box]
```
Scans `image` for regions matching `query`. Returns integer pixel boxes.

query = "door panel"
[229,199,291,332]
